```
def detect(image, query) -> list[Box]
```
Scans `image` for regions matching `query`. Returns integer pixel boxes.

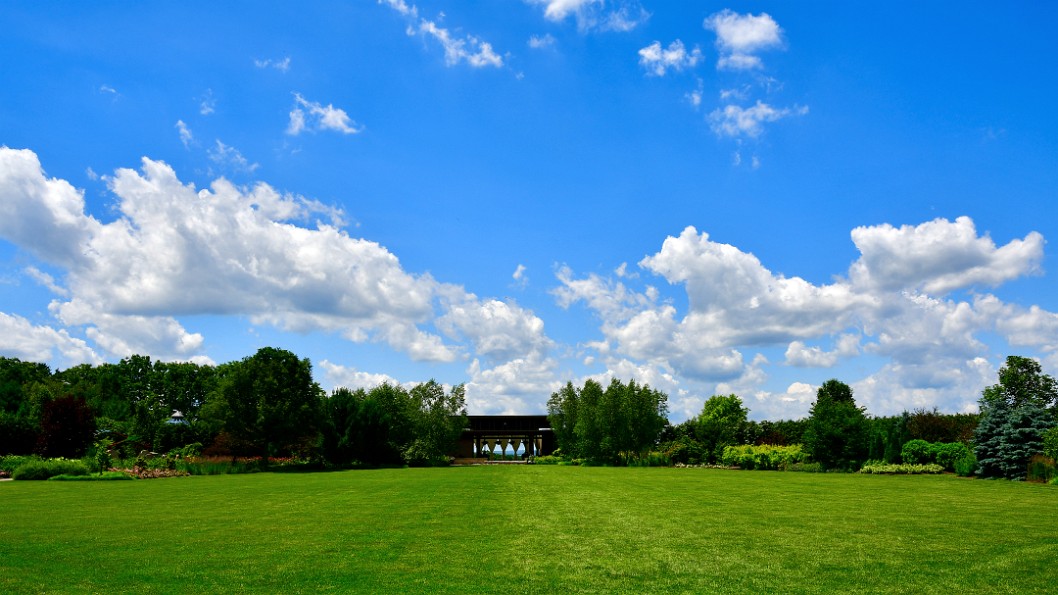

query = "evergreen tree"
[974,356,1057,479]
[803,379,868,471]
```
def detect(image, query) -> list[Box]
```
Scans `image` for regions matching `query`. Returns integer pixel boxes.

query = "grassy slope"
[1,467,1055,594]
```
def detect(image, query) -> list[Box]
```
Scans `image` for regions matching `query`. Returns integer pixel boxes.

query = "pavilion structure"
[454,415,556,459]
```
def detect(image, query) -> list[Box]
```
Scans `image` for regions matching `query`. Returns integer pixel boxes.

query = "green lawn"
[1,467,1055,593]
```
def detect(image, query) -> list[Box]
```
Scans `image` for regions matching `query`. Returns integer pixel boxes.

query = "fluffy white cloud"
[704,9,783,70]
[529,0,648,33]
[466,352,560,414]
[785,335,860,368]
[51,298,206,361]
[556,218,1057,419]
[784,334,860,368]
[0,311,102,367]
[0,147,565,395]
[0,148,453,361]
[709,101,808,138]
[638,40,702,76]
[0,147,101,267]
[848,216,1043,295]
[319,359,401,392]
[287,94,363,135]
[436,298,551,364]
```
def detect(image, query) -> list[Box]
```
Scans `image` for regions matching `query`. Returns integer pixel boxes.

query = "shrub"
[859,462,945,474]
[532,455,564,465]
[1026,455,1057,483]
[720,444,807,470]
[900,439,934,464]
[1043,426,1058,462]
[1,454,39,474]
[954,452,977,477]
[12,458,90,480]
[932,442,972,471]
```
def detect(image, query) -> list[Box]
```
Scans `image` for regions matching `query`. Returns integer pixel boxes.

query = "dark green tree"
[216,347,323,459]
[803,379,868,471]
[695,394,749,463]
[318,387,363,466]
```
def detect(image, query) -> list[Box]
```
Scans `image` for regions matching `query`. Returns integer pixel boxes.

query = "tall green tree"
[403,380,467,466]
[547,382,579,454]
[803,379,868,471]
[216,347,323,459]
[974,356,1057,479]
[318,387,363,466]
[546,378,668,464]
[695,394,748,463]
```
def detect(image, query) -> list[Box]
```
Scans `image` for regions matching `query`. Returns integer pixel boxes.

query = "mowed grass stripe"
[1,468,1055,593]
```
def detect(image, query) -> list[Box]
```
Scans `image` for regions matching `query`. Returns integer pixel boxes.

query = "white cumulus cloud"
[0,311,102,367]
[638,40,702,76]
[704,9,783,70]
[555,217,1057,419]
[848,216,1044,295]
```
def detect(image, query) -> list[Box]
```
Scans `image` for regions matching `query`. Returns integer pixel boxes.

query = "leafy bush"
[859,462,945,474]
[900,439,934,464]
[932,442,972,471]
[900,439,972,471]
[12,458,90,480]
[1,454,39,474]
[1043,426,1058,462]
[954,452,977,477]
[720,444,807,470]
[532,455,564,465]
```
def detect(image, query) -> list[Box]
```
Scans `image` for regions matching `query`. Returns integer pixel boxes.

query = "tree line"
[0,347,466,467]
[2,347,1056,479]
[638,356,1056,479]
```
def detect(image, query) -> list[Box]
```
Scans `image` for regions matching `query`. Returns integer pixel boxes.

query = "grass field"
[2,467,1056,593]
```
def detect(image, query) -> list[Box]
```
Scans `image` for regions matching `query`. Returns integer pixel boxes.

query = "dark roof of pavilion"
[464,415,551,432]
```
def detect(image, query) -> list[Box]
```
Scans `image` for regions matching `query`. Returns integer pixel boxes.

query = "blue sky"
[2,1,1056,421]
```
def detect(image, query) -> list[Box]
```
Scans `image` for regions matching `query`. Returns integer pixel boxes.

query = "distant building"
[455,415,556,458]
